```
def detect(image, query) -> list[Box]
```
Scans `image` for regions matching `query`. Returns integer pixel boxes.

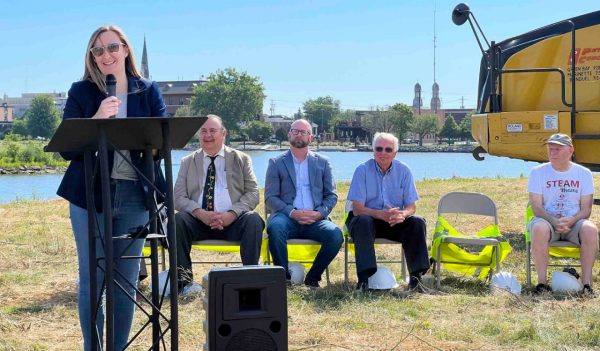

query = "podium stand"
[46,116,206,350]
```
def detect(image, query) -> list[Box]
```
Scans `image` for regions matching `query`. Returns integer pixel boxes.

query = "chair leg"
[526,242,531,288]
[325,267,330,286]
[494,243,500,278]
[344,237,349,284]
[400,247,407,283]
[436,244,442,289]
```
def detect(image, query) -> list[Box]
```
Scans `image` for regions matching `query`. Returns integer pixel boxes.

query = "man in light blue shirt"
[265,119,343,287]
[347,132,429,292]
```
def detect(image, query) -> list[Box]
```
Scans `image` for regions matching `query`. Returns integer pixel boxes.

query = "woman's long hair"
[82,25,141,94]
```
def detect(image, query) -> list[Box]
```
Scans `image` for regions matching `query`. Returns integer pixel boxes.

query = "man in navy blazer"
[265,119,343,287]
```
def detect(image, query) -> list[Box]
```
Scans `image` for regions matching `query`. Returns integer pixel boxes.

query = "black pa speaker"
[202,266,288,351]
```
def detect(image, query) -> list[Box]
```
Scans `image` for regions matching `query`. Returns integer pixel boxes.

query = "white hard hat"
[153,270,171,296]
[490,271,522,295]
[368,266,399,290]
[551,271,582,294]
[288,262,305,285]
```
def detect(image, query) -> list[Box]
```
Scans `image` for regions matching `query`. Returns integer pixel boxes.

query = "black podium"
[46,116,206,350]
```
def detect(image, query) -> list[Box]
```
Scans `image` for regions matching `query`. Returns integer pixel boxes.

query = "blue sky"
[1,0,598,116]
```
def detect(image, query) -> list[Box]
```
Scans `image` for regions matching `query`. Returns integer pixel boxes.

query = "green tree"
[189,68,265,132]
[274,128,288,146]
[459,110,475,140]
[244,121,273,142]
[10,119,28,136]
[174,104,199,117]
[303,96,340,134]
[389,103,415,142]
[329,109,354,133]
[361,108,395,134]
[360,104,414,141]
[411,114,440,146]
[23,95,60,138]
[439,115,460,145]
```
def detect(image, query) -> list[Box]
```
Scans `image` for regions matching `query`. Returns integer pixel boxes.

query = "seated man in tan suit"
[174,114,264,294]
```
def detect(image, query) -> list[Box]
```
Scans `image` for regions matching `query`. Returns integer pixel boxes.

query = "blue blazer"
[264,150,338,219]
[56,75,167,210]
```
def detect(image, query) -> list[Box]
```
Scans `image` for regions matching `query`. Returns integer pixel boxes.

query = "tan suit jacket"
[174,146,259,217]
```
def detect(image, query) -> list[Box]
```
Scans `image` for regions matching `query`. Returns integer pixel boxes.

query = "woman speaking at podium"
[57,25,166,350]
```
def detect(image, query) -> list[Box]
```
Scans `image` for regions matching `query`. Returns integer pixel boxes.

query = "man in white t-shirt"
[527,133,597,294]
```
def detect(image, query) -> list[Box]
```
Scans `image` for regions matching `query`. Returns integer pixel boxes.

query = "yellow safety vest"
[430,216,512,280]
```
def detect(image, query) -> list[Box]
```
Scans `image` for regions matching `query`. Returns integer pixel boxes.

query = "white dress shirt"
[198,145,233,212]
[292,154,314,210]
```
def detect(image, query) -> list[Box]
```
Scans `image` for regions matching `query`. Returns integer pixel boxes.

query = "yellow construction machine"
[452,3,600,172]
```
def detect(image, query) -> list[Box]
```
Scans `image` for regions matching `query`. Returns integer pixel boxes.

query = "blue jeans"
[70,179,147,351]
[267,212,343,282]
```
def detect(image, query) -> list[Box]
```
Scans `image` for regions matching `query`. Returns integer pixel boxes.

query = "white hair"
[372,132,399,151]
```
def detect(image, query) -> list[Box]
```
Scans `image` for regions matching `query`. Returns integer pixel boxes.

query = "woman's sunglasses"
[374,146,394,153]
[90,42,126,58]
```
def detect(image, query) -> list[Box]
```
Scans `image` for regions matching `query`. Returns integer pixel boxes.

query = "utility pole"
[270,100,275,117]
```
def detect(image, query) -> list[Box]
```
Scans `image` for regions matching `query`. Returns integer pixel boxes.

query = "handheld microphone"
[106,74,117,118]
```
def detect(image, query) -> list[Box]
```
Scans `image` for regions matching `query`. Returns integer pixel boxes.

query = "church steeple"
[141,36,149,79]
[412,82,423,111]
[431,82,441,112]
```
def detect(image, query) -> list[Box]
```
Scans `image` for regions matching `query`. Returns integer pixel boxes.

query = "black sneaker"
[408,276,425,293]
[582,284,595,296]
[534,283,551,295]
[356,281,369,292]
[304,277,320,288]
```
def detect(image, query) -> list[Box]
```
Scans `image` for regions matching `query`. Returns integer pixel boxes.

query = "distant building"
[263,115,293,133]
[430,82,441,113]
[409,82,473,143]
[334,110,371,142]
[443,108,473,124]
[1,92,67,118]
[0,103,14,135]
[156,80,205,116]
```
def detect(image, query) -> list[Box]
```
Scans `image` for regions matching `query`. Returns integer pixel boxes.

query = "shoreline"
[1,144,476,175]
[0,165,67,175]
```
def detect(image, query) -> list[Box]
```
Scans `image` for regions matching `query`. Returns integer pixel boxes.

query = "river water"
[0,150,539,204]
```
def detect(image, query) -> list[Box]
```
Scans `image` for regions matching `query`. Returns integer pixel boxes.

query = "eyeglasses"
[200,128,223,136]
[290,129,311,136]
[374,146,394,153]
[90,42,126,57]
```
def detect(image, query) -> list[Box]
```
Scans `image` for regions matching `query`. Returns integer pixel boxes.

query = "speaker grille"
[225,328,277,351]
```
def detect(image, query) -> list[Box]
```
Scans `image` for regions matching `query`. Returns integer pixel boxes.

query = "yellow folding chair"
[264,208,331,285]
[191,235,269,266]
[524,205,582,288]
[342,201,408,284]
[430,192,511,288]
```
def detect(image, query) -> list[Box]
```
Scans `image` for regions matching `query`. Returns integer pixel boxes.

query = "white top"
[528,162,594,218]
[198,145,233,212]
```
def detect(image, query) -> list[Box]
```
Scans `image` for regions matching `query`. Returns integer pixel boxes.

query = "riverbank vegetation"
[0,136,67,169]
[1,177,600,350]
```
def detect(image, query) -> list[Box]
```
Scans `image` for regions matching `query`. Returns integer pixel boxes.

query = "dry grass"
[2,176,600,350]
